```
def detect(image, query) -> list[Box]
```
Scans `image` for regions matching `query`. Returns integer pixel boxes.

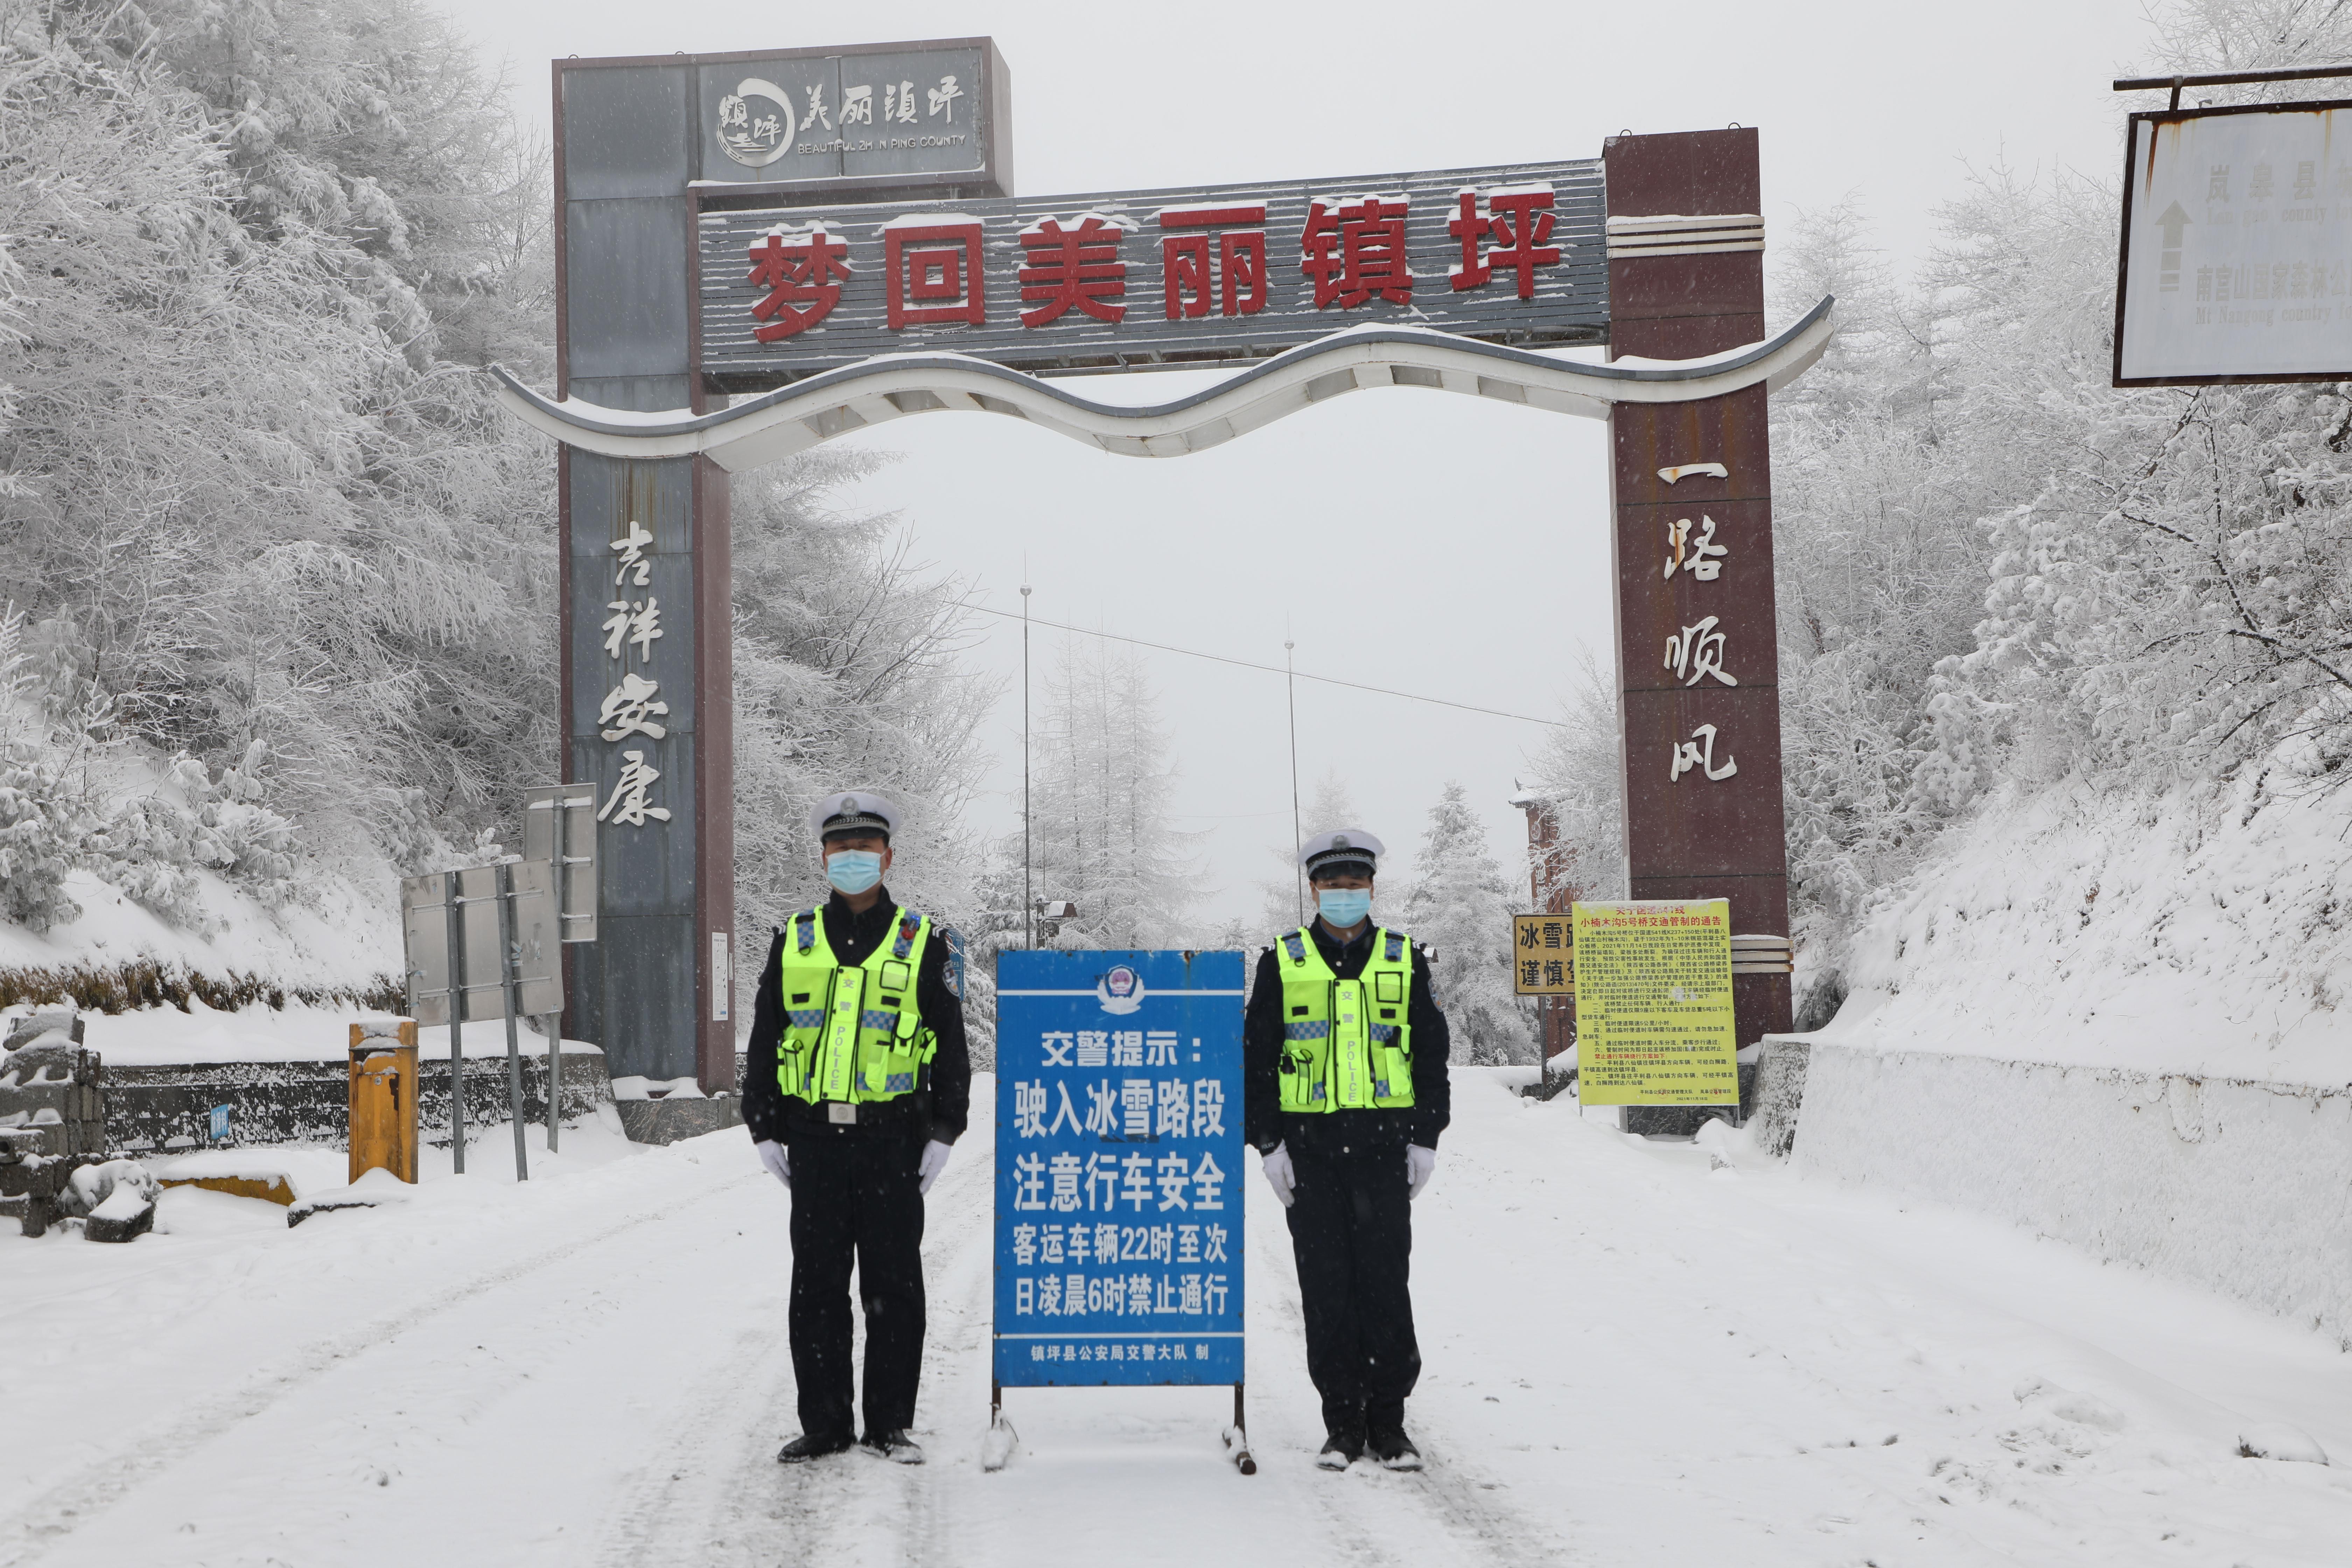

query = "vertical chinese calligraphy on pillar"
[1604,130,1791,1122]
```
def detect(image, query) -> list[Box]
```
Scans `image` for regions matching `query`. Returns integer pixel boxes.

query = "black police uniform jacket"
[1241,921,1451,1158]
[741,887,972,1149]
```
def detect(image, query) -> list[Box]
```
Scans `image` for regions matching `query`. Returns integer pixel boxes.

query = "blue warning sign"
[993,949,1247,1386]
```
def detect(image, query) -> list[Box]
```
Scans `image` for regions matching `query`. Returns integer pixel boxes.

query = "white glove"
[755,1139,790,1189]
[1406,1145,1437,1200]
[918,1139,953,1195]
[1260,1142,1296,1208]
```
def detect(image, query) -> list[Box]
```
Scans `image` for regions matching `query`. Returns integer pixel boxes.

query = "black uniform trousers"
[787,1131,926,1439]
[1283,1139,1420,1437]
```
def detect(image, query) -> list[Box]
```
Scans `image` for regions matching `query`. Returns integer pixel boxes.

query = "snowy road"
[6,1069,2351,1566]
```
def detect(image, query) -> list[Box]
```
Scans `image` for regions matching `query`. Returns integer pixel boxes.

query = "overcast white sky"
[442,0,2160,926]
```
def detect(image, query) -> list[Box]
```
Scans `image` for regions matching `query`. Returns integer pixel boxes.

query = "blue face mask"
[1316,887,1373,929]
[825,849,884,895]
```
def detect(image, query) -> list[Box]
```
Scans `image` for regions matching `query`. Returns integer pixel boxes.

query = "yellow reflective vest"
[1274,924,1418,1112]
[775,904,938,1104]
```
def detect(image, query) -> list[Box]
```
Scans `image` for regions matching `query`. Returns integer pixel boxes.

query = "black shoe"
[1316,1429,1365,1470]
[862,1428,926,1465]
[1367,1427,1422,1471]
[777,1430,854,1464]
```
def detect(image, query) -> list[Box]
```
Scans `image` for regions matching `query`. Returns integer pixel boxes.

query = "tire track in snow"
[1244,1185,1583,1568]
[1244,1195,1410,1568]
[622,1139,993,1568]
[589,1315,797,1568]
[0,1171,753,1568]
[898,1129,997,1568]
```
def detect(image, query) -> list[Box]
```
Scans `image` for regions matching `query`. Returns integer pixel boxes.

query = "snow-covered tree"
[0,0,556,912]
[1518,648,1627,908]
[1401,782,1533,1065]
[729,451,996,950]
[1254,770,1363,935]
[1024,637,1208,949]
[1748,0,2352,1028]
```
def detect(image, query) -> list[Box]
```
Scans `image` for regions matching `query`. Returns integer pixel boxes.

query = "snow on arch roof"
[489,298,1834,471]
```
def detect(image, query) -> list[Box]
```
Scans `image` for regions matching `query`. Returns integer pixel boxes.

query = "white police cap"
[808,790,901,842]
[1299,828,1384,876]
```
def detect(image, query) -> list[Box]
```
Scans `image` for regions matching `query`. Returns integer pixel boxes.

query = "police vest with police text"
[775,905,938,1104]
[1275,925,1417,1112]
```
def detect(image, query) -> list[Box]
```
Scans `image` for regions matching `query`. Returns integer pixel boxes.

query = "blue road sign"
[208,1104,231,1143]
[994,949,1246,1386]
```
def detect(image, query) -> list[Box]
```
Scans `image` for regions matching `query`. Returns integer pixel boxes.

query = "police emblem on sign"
[1096,963,1146,1016]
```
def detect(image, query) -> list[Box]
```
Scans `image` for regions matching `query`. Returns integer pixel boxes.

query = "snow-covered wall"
[1820,771,2352,1088]
[1770,1036,2352,1347]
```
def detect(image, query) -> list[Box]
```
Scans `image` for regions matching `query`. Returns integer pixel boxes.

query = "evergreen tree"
[1518,648,1627,908]
[1025,637,1208,948]
[1401,782,1533,1065]
[1255,770,1362,935]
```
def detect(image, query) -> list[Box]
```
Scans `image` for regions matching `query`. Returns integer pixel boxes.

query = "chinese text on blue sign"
[994,950,1246,1386]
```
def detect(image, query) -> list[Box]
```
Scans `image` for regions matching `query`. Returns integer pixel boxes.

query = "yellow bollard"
[349,1019,420,1184]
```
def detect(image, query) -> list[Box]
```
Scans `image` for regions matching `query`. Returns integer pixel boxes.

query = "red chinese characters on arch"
[746,225,851,342]
[884,220,986,329]
[1301,194,1411,310]
[1160,205,1268,320]
[1018,212,1133,327]
[1449,184,1561,300]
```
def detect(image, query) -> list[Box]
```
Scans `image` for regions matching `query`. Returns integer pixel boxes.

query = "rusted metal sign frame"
[2111,97,2352,388]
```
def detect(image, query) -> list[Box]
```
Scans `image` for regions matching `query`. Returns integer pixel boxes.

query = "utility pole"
[1286,636,1303,925]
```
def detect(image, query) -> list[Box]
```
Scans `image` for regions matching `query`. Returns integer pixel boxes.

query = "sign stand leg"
[1227,1382,1256,1475]
[982,1379,1017,1473]
[543,1015,561,1154]
[444,869,466,1175]
[496,861,529,1182]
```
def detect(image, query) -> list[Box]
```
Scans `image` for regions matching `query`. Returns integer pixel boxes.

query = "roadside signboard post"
[525,782,599,1150]
[400,860,563,1177]
[1568,899,1740,1111]
[991,948,1252,1473]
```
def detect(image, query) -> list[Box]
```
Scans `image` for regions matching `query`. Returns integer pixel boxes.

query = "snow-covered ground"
[0,868,395,996]
[5,1069,2348,1567]
[1821,773,2352,1088]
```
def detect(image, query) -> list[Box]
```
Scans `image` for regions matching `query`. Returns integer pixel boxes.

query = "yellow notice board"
[1570,899,1739,1106]
[1511,913,1575,995]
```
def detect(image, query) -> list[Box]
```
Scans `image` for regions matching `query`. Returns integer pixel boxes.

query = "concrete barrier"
[1758,1033,2352,1347]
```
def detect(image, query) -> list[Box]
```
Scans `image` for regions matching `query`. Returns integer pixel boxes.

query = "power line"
[966,602,1570,729]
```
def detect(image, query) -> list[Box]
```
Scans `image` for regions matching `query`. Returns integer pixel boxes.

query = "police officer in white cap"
[743,791,969,1465]
[1245,828,1450,1471]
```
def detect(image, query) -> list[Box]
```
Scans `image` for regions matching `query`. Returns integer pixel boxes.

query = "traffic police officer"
[744,791,969,1465]
[1245,828,1450,1471]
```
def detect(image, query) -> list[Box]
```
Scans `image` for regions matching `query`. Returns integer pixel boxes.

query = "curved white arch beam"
[492,296,1834,471]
